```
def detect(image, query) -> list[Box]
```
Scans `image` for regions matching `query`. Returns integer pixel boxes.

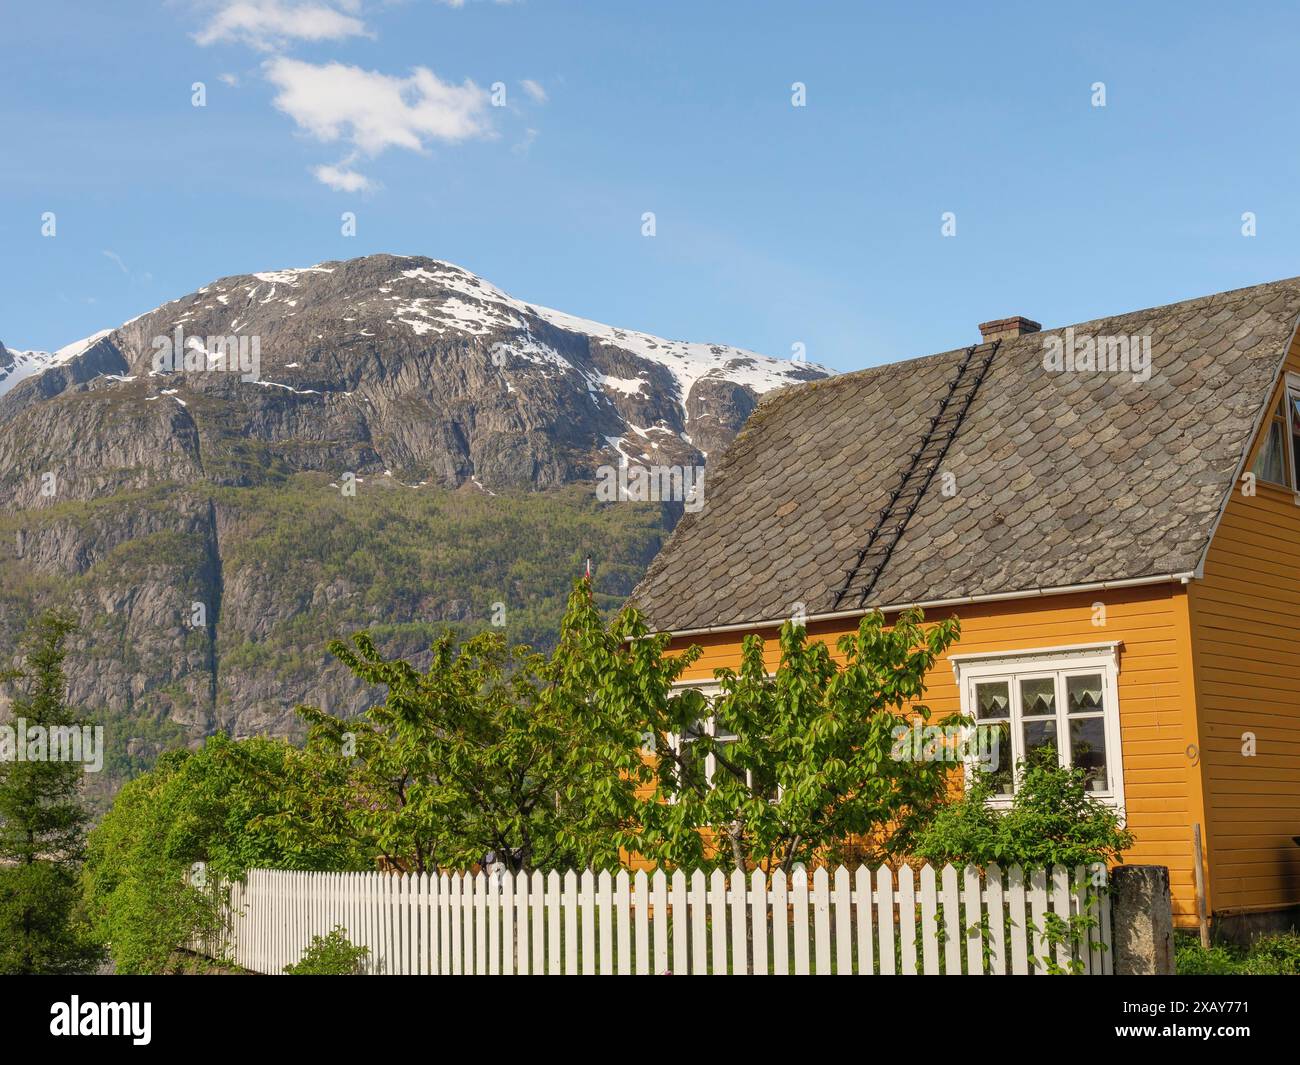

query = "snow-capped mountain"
[1,254,830,490]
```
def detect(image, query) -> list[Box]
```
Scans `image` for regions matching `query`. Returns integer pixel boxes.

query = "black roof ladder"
[829,338,1001,612]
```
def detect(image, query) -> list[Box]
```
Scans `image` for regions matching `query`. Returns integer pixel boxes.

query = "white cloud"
[520,79,547,104]
[264,57,493,155]
[194,1,370,52]
[102,250,129,274]
[190,3,515,193]
[313,161,376,192]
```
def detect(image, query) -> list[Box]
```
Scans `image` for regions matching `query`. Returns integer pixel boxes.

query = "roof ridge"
[813,275,1300,390]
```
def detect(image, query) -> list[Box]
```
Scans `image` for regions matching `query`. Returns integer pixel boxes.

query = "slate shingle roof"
[632,277,1300,633]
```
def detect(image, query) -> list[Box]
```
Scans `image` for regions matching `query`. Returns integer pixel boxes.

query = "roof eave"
[647,570,1197,640]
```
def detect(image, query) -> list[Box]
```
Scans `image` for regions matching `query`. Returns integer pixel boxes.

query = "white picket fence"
[201,863,1111,975]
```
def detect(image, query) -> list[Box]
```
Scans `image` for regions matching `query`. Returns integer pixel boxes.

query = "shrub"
[914,751,1134,869]
[1239,932,1300,975]
[283,927,369,975]
[83,735,365,974]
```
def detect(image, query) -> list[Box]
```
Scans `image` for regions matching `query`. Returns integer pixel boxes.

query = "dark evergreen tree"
[0,610,104,974]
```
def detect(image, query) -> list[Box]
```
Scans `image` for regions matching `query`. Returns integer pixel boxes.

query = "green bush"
[1240,932,1300,974]
[284,927,369,975]
[914,751,1135,868]
[911,753,1135,975]
[83,735,366,974]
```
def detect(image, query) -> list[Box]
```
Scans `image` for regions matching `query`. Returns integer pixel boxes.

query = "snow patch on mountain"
[390,259,823,403]
[252,266,336,285]
[0,329,114,399]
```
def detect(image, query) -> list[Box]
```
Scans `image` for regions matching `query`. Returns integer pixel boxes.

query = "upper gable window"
[1251,380,1300,490]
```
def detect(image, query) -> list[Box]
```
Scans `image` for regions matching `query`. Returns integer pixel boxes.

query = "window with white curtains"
[951,643,1125,810]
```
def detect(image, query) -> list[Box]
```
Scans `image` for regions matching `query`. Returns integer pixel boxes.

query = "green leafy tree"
[85,579,971,972]
[290,623,632,874]
[551,585,963,872]
[82,751,214,975]
[0,610,103,974]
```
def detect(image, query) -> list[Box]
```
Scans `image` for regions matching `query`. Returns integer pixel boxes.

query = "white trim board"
[950,641,1123,678]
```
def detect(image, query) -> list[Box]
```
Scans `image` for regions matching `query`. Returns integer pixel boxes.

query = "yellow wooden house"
[631,278,1300,936]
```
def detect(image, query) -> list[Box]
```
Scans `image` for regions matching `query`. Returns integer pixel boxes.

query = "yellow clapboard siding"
[1194,567,1300,609]
[1189,336,1300,917]
[1200,700,1300,724]
[1191,599,1297,632]
[1202,764,1300,782]
[1207,887,1300,911]
[1211,848,1300,865]
[1191,622,1300,661]
[1195,651,1300,684]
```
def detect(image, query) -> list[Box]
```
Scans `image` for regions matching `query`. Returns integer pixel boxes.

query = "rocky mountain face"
[0,254,827,795]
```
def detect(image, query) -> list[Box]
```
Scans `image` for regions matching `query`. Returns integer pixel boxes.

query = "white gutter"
[650,571,1196,639]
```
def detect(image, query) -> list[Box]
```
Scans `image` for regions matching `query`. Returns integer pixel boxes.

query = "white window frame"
[949,642,1126,813]
[1288,372,1300,503]
[667,680,777,799]
[1251,371,1300,502]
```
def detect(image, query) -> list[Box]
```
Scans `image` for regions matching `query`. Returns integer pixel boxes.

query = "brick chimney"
[978,316,1041,343]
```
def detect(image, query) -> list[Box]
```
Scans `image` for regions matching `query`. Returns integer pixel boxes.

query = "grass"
[1175,930,1300,975]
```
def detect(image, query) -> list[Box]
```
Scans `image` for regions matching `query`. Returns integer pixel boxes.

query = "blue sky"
[2,1,1298,370]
